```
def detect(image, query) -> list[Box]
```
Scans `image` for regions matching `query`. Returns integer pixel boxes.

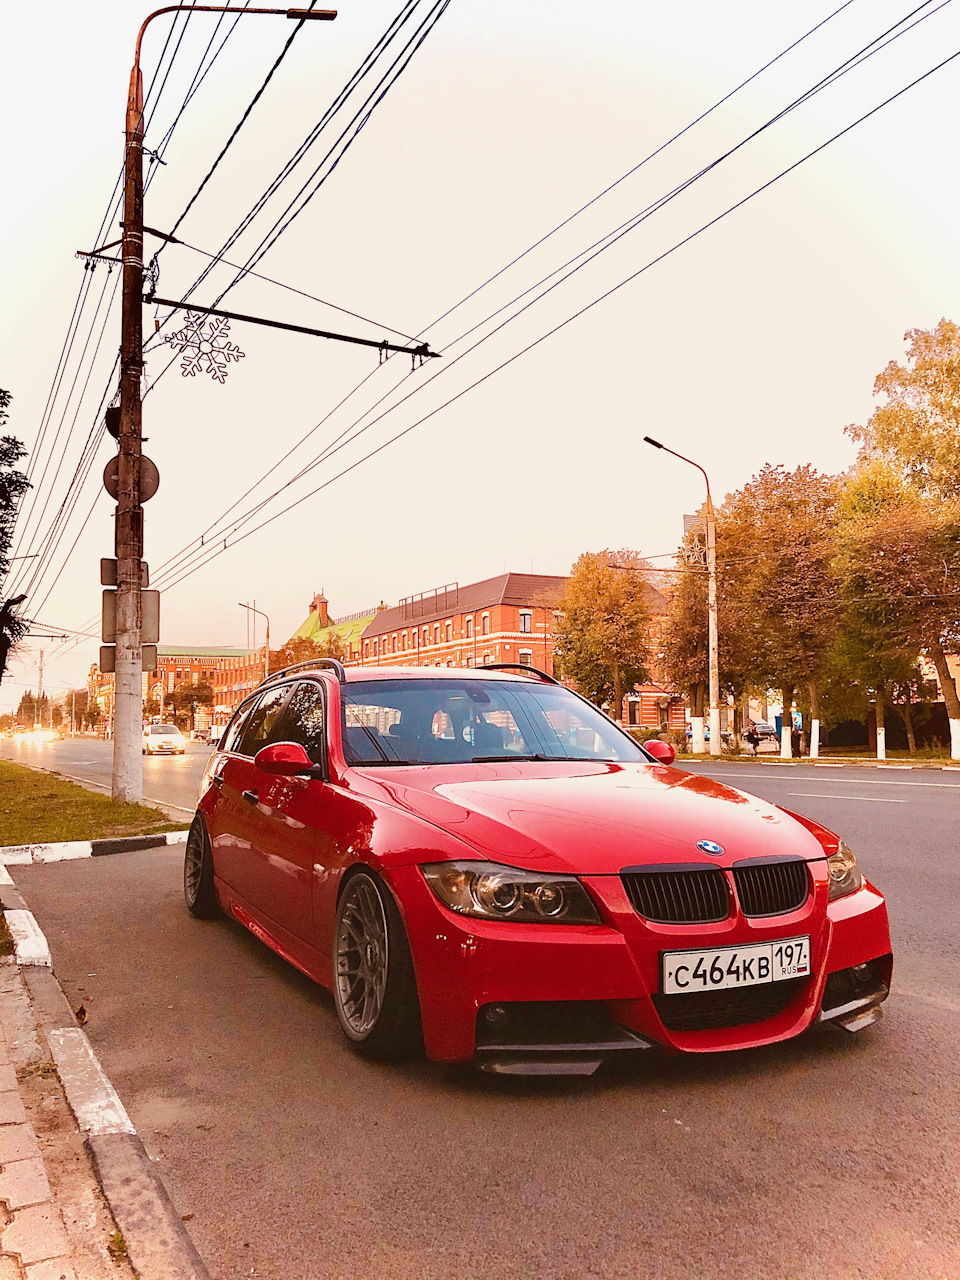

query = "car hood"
[351,761,829,874]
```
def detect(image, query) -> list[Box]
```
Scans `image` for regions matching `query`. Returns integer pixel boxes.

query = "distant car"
[142,723,186,756]
[752,721,777,740]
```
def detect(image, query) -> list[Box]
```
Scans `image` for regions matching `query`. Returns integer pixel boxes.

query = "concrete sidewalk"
[0,862,209,1280]
[0,964,133,1280]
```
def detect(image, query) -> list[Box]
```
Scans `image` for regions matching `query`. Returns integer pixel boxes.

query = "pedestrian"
[745,724,760,756]
[791,724,801,757]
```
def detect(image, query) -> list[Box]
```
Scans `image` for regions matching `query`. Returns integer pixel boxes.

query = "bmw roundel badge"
[696,839,724,856]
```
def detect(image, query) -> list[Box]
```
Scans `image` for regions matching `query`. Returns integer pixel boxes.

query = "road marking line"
[692,770,960,790]
[788,792,905,803]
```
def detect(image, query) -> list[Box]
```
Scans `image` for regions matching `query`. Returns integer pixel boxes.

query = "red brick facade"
[358,575,563,674]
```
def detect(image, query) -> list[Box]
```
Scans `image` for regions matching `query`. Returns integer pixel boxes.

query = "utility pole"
[108,4,336,803]
[239,602,270,680]
[36,649,43,728]
[644,437,721,758]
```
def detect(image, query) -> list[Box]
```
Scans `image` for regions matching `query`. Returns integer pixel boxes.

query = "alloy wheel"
[336,875,390,1038]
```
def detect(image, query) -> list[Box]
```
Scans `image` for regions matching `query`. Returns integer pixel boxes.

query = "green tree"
[165,680,214,731]
[554,549,655,718]
[0,391,31,685]
[269,631,347,673]
[847,319,960,501]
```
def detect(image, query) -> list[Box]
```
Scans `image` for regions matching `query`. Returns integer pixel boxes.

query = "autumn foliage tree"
[554,550,656,717]
[845,320,960,757]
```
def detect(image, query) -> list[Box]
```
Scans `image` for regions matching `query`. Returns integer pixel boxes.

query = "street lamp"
[644,436,721,758]
[239,602,270,679]
[110,4,336,805]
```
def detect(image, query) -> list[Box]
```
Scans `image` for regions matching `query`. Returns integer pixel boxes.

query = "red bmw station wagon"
[185,661,892,1074]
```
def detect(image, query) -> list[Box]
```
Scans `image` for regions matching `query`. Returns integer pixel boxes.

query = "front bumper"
[385,864,892,1065]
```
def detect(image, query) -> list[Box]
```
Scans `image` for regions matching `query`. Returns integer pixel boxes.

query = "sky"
[2,0,959,709]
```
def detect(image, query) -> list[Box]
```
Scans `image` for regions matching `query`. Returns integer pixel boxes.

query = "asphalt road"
[0,735,210,817]
[7,744,960,1279]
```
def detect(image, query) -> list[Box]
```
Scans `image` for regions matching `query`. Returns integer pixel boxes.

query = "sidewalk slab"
[0,1203,71,1266]
[0,1154,53,1210]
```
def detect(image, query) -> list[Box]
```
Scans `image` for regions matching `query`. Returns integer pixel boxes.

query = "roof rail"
[258,657,346,687]
[478,662,559,685]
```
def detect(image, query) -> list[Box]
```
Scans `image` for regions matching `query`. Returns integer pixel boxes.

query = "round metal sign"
[696,840,725,856]
[103,455,160,502]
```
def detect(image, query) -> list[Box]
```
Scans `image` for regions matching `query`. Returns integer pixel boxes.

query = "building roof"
[157,646,248,658]
[362,573,567,639]
[291,613,376,649]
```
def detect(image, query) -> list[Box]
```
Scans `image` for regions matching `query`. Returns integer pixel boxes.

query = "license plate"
[661,936,810,996]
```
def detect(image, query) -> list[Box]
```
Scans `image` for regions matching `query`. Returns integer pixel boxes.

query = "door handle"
[242,789,259,804]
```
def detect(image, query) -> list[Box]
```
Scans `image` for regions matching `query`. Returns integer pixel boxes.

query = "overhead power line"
[155,46,960,596]
[145,0,952,596]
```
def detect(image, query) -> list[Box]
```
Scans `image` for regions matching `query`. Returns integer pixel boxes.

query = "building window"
[482,653,492,665]
[433,624,440,644]
[519,611,532,633]
[466,617,473,639]
[401,632,407,651]
[422,628,429,648]
[391,635,397,653]
[364,641,369,657]
[444,621,453,642]
[519,649,533,667]
[373,640,379,657]
[481,613,490,635]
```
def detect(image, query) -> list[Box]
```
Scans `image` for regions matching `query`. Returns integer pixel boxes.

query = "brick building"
[358,574,564,673]
[90,645,246,735]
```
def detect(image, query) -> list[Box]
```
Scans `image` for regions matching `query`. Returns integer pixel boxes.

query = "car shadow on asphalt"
[200,905,884,1099]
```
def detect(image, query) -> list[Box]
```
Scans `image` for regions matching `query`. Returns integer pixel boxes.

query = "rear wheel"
[333,870,422,1061]
[184,813,218,918]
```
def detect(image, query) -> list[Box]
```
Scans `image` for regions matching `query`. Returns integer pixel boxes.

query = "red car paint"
[197,666,892,1063]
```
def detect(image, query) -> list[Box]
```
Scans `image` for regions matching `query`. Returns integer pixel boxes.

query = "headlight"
[420,861,600,924]
[827,840,863,901]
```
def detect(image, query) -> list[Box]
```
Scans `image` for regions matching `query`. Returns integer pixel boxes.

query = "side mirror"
[255,741,315,775]
[644,739,676,766]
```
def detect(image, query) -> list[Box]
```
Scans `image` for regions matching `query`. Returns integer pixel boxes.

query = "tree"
[847,319,960,501]
[554,550,655,717]
[165,680,214,731]
[0,392,31,686]
[835,462,960,758]
[268,632,346,673]
[719,465,841,757]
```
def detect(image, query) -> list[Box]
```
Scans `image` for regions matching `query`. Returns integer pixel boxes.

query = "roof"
[362,573,567,639]
[157,646,248,658]
[291,613,375,649]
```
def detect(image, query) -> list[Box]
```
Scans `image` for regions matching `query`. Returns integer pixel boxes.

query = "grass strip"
[0,759,182,846]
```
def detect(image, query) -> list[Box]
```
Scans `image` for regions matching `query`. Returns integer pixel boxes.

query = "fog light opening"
[484,1004,507,1025]
[852,962,872,985]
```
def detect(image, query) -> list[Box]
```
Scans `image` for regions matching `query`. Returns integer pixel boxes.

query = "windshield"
[341,678,648,766]
[149,725,180,735]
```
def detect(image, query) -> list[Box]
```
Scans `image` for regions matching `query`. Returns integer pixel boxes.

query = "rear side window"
[277,682,326,766]
[235,685,292,758]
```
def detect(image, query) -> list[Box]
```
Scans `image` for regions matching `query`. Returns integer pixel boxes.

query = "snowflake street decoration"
[164,311,245,384]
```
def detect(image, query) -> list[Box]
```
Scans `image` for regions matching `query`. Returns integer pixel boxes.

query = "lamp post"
[239,602,270,680]
[644,436,720,758]
[110,3,336,805]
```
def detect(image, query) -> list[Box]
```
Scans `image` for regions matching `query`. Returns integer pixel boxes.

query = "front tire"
[333,870,422,1061]
[184,813,218,918]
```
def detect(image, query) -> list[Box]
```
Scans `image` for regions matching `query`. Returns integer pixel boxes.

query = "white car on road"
[142,724,186,756]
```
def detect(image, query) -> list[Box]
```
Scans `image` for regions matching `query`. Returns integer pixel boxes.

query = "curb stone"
[0,831,189,866]
[1,902,211,1280]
